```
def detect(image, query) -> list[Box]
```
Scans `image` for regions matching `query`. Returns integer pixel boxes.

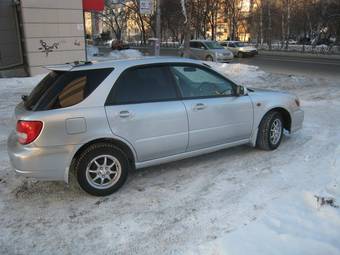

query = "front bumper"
[216,55,234,62]
[291,108,304,133]
[241,50,258,56]
[7,131,77,182]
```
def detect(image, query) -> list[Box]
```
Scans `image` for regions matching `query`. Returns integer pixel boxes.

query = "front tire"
[256,111,283,150]
[75,143,129,196]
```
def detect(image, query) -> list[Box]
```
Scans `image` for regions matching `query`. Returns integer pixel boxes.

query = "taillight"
[16,120,43,145]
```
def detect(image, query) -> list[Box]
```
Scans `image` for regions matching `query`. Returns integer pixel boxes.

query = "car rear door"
[169,64,253,151]
[190,42,206,60]
[105,64,188,162]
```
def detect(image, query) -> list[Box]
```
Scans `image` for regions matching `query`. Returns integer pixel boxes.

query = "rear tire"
[75,143,129,196]
[256,111,283,150]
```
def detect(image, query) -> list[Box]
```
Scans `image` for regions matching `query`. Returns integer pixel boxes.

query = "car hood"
[247,87,296,99]
[248,87,290,94]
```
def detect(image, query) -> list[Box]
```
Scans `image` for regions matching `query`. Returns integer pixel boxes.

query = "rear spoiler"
[45,61,93,71]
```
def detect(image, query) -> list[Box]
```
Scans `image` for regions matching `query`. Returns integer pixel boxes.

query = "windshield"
[234,42,245,47]
[204,41,224,49]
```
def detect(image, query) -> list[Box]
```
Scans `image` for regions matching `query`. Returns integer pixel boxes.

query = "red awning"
[83,0,104,11]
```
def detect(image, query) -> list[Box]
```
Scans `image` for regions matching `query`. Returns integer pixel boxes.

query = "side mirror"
[235,85,246,96]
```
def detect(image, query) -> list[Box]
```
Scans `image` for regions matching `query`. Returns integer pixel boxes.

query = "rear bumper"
[7,131,77,182]
[291,108,304,133]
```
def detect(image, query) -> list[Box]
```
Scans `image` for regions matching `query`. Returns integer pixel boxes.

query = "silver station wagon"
[7,57,304,196]
[180,40,234,62]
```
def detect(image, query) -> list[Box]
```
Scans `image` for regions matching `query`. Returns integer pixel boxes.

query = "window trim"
[105,62,239,106]
[27,68,113,111]
[105,63,181,106]
[168,63,238,100]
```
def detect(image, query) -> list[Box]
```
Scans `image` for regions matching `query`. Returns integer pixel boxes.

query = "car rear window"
[24,68,113,111]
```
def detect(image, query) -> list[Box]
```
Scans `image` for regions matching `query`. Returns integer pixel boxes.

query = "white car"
[180,40,234,62]
[220,41,258,58]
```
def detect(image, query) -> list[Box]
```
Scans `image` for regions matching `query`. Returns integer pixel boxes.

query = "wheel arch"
[250,107,292,147]
[266,107,292,132]
[205,54,214,61]
[69,138,136,179]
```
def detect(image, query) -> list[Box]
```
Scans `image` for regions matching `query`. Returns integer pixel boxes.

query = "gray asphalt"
[134,47,340,79]
[235,54,340,79]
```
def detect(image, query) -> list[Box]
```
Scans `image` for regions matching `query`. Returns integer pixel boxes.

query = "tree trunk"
[285,0,290,50]
[267,1,272,50]
[260,2,263,46]
[281,3,285,49]
[183,0,192,57]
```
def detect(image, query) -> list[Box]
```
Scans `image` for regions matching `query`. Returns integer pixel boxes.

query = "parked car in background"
[107,40,130,50]
[7,57,304,196]
[180,40,234,62]
[220,41,258,57]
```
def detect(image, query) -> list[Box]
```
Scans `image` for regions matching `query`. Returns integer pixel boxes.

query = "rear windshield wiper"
[21,95,28,102]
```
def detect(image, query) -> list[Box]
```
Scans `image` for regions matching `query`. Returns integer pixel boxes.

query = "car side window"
[229,43,235,47]
[169,65,234,98]
[189,42,196,48]
[197,42,206,50]
[26,68,113,111]
[106,66,178,105]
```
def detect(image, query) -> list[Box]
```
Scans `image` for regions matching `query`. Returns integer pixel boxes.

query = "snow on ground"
[0,60,339,255]
[87,45,143,61]
[256,44,340,55]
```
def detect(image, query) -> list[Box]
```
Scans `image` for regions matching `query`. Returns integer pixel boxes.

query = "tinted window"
[25,68,113,111]
[204,41,224,49]
[190,41,197,48]
[234,42,245,47]
[106,66,177,105]
[170,65,234,98]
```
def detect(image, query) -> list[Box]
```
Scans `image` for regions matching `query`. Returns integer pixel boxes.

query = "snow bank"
[209,62,340,101]
[257,44,340,54]
[109,49,143,59]
[86,45,143,61]
[86,45,99,56]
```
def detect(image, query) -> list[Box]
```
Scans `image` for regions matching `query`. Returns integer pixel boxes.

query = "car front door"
[169,64,253,151]
[105,65,188,162]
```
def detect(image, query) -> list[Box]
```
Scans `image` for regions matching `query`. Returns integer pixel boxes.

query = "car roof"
[222,40,240,43]
[190,39,215,43]
[45,56,205,72]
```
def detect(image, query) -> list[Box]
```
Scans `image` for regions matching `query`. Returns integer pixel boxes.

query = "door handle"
[193,103,206,111]
[119,110,131,118]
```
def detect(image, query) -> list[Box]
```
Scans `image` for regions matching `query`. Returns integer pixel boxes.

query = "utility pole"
[155,0,161,56]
